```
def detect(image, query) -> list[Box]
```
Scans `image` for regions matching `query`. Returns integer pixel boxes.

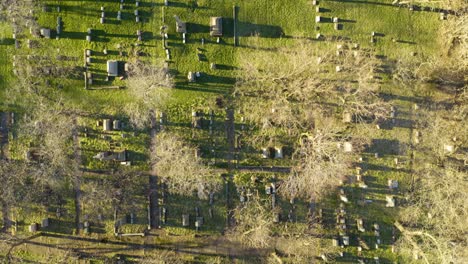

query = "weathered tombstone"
[273,212,280,223]
[343,142,352,152]
[134,9,139,16]
[388,179,398,189]
[100,17,105,24]
[117,11,122,20]
[274,146,283,159]
[29,223,38,232]
[136,1,140,7]
[386,195,395,207]
[332,237,339,247]
[182,214,189,227]
[340,194,348,203]
[444,144,454,153]
[42,218,49,228]
[334,23,340,30]
[357,218,365,232]
[136,16,140,23]
[342,235,349,246]
[333,17,339,23]
[103,119,112,131]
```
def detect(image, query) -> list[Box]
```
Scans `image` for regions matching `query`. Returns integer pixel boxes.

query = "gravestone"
[182,214,189,227]
[343,142,352,152]
[42,218,49,228]
[29,223,38,232]
[386,196,395,207]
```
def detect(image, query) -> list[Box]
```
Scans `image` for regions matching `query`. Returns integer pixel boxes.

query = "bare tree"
[152,132,221,199]
[397,167,468,263]
[235,40,390,140]
[396,101,467,263]
[82,169,146,219]
[125,61,173,129]
[230,195,275,248]
[280,116,369,200]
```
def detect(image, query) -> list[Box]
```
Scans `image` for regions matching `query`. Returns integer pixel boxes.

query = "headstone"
[386,196,395,207]
[342,235,349,246]
[343,142,352,152]
[315,16,321,23]
[388,179,398,189]
[444,144,454,153]
[182,214,189,227]
[273,213,280,223]
[42,218,49,228]
[332,237,339,247]
[340,194,349,203]
[29,223,38,232]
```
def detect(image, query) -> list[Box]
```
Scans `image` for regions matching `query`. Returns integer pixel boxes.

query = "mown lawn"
[0,0,445,262]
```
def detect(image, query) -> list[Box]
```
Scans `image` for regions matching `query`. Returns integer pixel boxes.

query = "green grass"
[0,0,446,262]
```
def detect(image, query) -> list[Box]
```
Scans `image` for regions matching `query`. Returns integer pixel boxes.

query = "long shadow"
[365,139,400,156]
[216,64,238,71]
[167,1,210,10]
[187,22,210,34]
[327,0,393,7]
[225,18,284,38]
[0,38,15,45]
[379,92,424,104]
